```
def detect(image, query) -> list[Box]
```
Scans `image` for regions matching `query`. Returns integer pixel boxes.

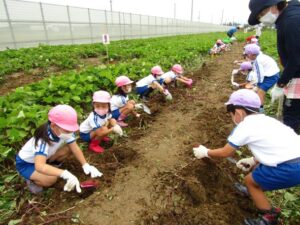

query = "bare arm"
[68,142,87,166]
[35,155,64,177]
[207,143,236,158]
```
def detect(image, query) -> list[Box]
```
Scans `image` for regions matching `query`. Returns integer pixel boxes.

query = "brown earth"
[15,43,261,225]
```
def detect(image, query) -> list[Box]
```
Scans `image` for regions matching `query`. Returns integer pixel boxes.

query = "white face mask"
[95,108,108,116]
[259,11,278,25]
[58,132,74,141]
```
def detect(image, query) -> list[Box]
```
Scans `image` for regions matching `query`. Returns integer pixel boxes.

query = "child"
[158,64,193,88]
[244,44,280,106]
[135,66,172,101]
[16,105,102,194]
[193,89,300,225]
[210,39,227,55]
[79,90,123,153]
[245,35,256,44]
[231,61,258,90]
[110,75,140,127]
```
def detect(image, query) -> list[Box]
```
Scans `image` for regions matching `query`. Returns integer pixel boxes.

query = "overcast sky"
[22,0,251,24]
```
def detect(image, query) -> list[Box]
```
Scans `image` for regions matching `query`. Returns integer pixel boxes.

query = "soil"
[14,43,261,225]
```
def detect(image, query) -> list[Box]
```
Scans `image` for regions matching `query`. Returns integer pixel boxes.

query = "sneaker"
[117,120,128,127]
[244,208,281,225]
[26,180,43,194]
[234,182,250,197]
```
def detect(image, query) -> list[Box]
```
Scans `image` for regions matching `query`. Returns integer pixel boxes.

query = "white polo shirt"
[254,53,280,83]
[18,125,76,163]
[228,114,300,167]
[79,112,112,133]
[136,74,157,87]
[246,71,258,85]
[110,94,129,111]
[158,71,177,81]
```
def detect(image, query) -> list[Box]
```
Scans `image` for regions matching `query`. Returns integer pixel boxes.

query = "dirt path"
[69,43,255,225]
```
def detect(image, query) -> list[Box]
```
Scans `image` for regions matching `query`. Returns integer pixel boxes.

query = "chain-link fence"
[0,0,229,50]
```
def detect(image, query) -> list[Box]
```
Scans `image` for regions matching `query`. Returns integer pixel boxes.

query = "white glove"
[135,103,143,110]
[60,170,81,193]
[163,89,172,101]
[113,124,123,136]
[236,157,256,172]
[271,86,284,103]
[193,145,209,159]
[232,82,239,88]
[82,163,103,178]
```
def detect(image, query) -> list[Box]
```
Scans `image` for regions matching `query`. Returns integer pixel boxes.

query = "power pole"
[190,0,193,21]
[110,0,112,11]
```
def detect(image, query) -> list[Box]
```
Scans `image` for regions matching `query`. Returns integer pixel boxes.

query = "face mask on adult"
[58,131,74,141]
[95,108,108,116]
[259,10,278,25]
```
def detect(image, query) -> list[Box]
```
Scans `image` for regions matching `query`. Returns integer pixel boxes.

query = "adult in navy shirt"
[249,0,300,135]
[226,26,240,38]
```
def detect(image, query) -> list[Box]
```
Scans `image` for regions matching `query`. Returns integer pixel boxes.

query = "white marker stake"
[102,34,110,63]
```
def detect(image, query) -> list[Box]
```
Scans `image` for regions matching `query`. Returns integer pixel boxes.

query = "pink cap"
[244,44,260,55]
[216,39,223,44]
[250,38,258,44]
[93,90,111,103]
[115,75,134,87]
[151,66,164,75]
[172,64,183,74]
[240,62,252,71]
[225,89,261,109]
[48,105,79,132]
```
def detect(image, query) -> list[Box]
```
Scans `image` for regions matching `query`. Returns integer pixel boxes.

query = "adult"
[248,0,300,134]
[226,26,240,38]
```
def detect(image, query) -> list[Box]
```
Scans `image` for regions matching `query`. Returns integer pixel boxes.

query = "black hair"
[115,87,127,97]
[277,1,287,12]
[226,104,259,115]
[34,122,52,147]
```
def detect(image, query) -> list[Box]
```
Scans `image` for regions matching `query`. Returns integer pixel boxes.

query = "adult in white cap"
[248,0,300,133]
[192,89,300,225]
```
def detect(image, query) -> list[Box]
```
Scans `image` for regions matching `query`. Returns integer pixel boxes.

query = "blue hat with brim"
[248,0,283,25]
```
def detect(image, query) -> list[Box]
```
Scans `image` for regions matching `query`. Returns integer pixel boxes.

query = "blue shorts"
[16,154,35,180]
[252,157,300,191]
[158,78,164,85]
[80,132,91,142]
[135,86,149,96]
[111,109,121,119]
[257,73,279,92]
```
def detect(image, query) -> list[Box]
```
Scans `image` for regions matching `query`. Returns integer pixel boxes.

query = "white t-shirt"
[110,94,129,111]
[158,71,177,81]
[228,114,300,167]
[136,74,157,87]
[246,71,258,85]
[254,53,279,82]
[79,112,112,133]
[18,126,76,163]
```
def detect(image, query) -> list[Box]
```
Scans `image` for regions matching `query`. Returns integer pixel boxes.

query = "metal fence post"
[122,12,126,39]
[104,10,108,34]
[3,0,17,48]
[139,14,142,38]
[129,13,132,39]
[87,8,93,43]
[147,15,150,38]
[40,2,49,44]
[66,6,74,44]
[118,11,122,40]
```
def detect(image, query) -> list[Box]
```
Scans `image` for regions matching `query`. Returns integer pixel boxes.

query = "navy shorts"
[80,132,91,142]
[16,154,35,180]
[252,157,300,191]
[257,73,279,92]
[135,86,149,96]
[111,109,121,119]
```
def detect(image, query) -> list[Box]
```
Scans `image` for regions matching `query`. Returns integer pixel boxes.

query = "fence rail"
[0,0,229,50]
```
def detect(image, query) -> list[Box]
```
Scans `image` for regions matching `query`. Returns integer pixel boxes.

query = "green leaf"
[8,219,22,225]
